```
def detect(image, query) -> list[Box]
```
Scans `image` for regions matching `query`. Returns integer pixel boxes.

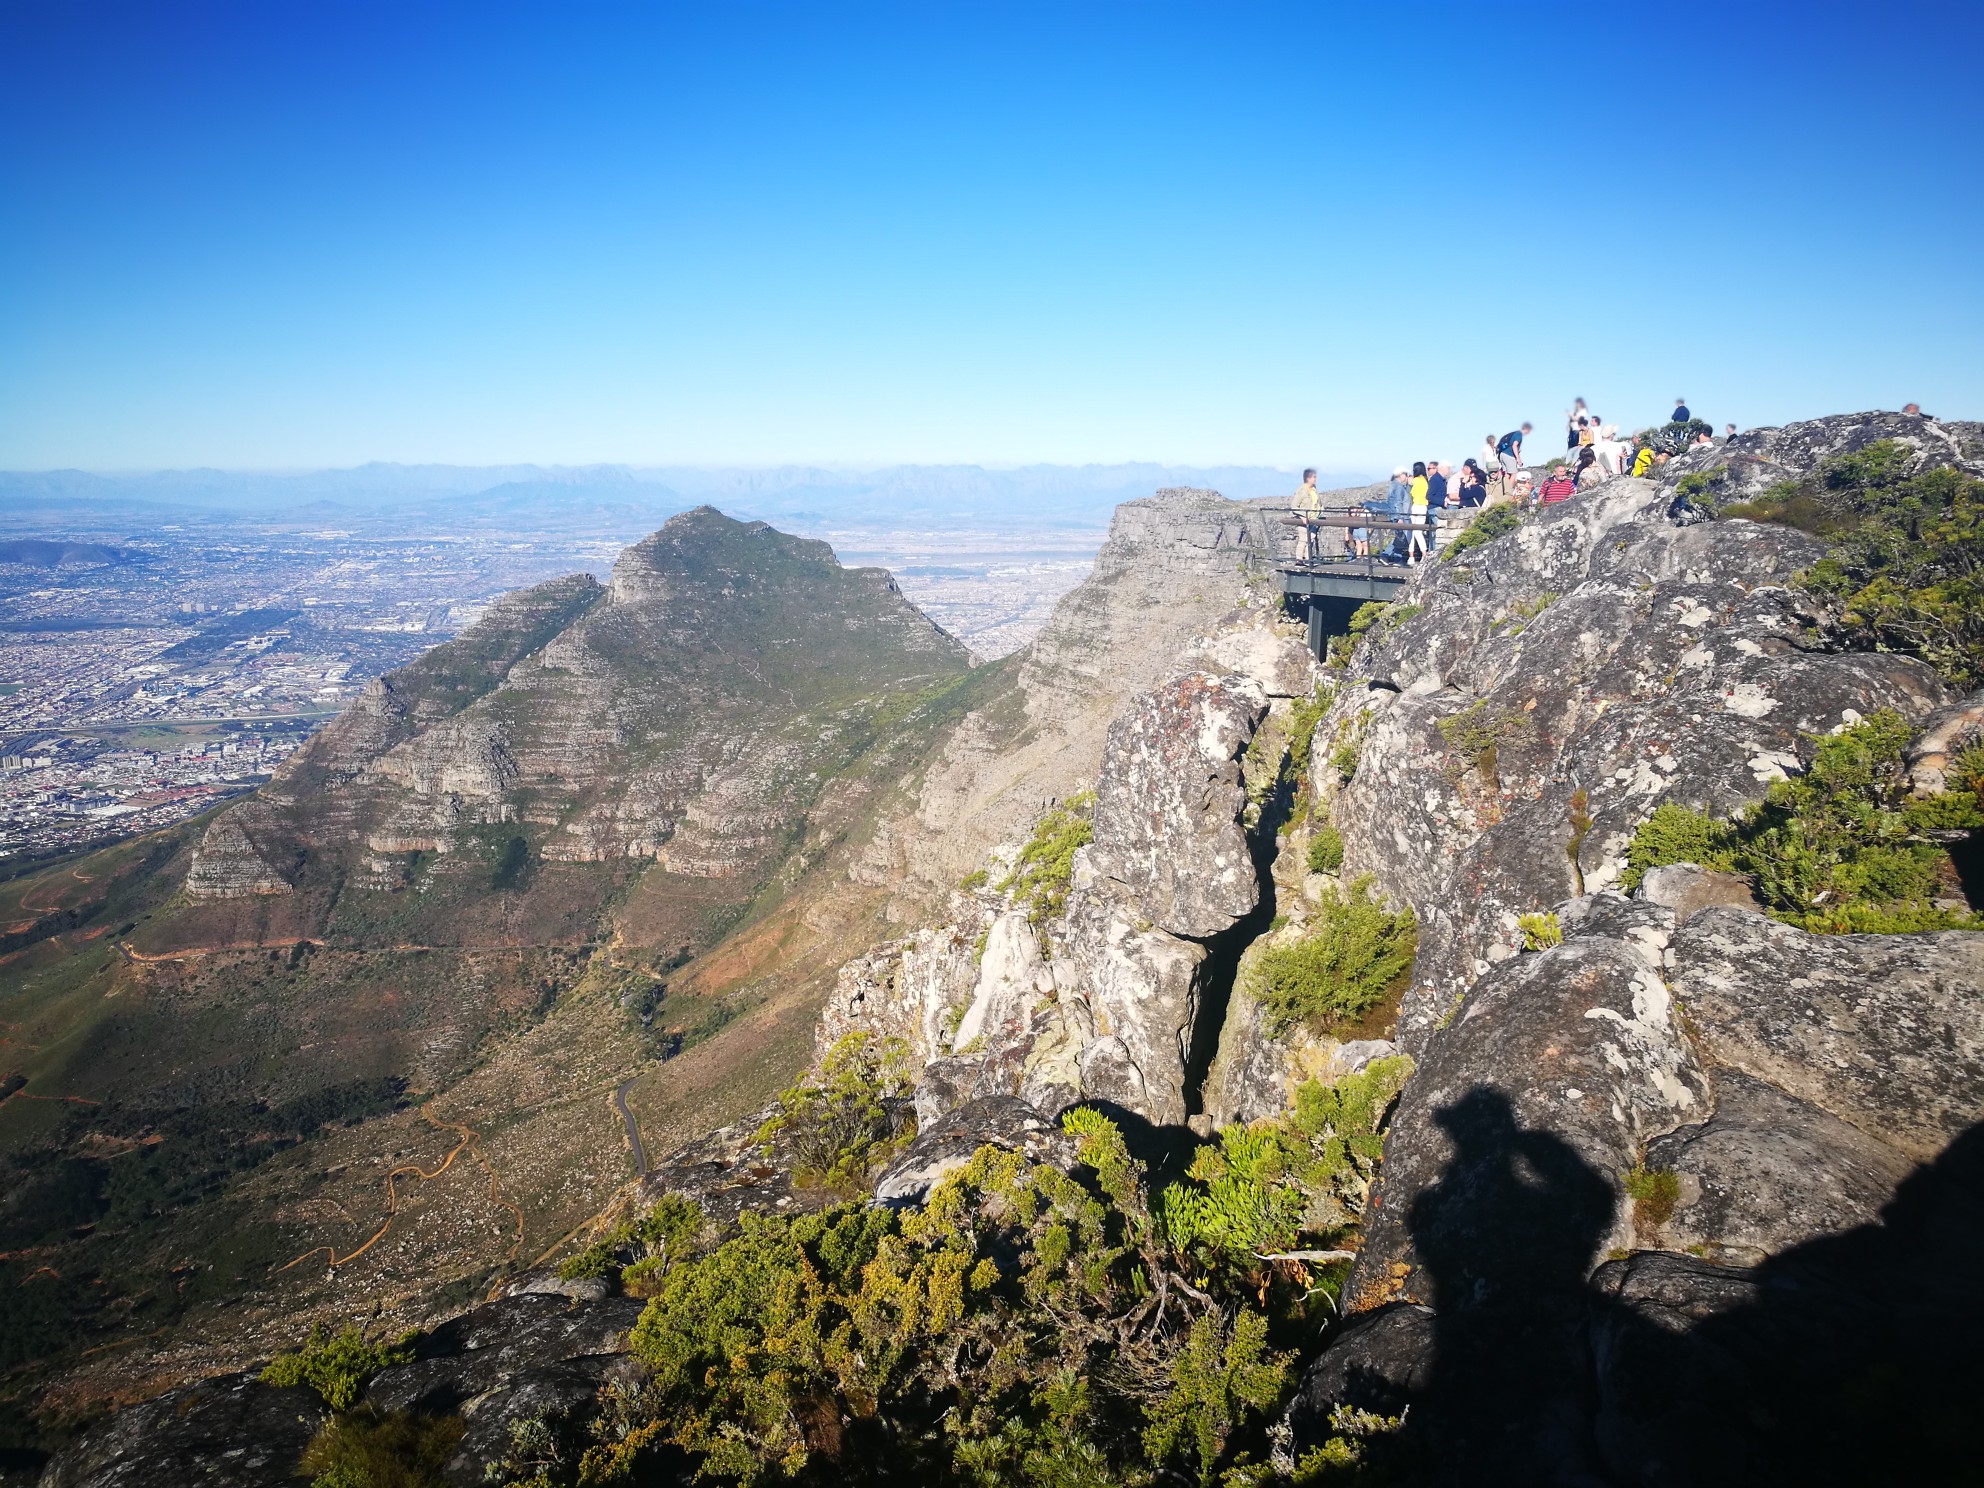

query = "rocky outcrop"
[1088,672,1265,937]
[35,1295,645,1488]
[825,660,1285,1128]
[1309,418,1966,1050]
[1276,415,1984,1482]
[858,489,1295,912]
[36,1373,328,1488]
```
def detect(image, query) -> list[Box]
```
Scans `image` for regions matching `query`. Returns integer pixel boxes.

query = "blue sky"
[2,0,1978,472]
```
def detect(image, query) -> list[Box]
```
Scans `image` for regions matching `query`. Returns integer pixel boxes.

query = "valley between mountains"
[4,413,1984,1487]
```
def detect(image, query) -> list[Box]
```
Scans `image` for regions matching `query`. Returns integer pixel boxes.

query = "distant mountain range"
[0,461,1371,534]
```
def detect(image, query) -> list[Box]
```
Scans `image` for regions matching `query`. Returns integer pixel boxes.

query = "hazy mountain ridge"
[0,460,1354,531]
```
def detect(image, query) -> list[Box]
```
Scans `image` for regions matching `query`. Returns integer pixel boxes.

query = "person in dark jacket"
[1457,460,1488,507]
[1671,397,1691,423]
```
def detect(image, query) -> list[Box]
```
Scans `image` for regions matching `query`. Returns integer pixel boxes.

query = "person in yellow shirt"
[1408,461,1431,563]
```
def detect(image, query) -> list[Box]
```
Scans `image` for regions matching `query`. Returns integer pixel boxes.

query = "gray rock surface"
[873,1095,1076,1204]
[1087,671,1266,937]
[1643,1071,1914,1264]
[37,1373,327,1488]
[1672,907,1984,1162]
[860,488,1290,914]
[1635,862,1759,921]
[1305,418,1970,1050]
[1345,900,1711,1309]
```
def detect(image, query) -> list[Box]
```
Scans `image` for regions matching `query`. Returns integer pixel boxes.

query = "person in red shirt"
[1537,466,1578,504]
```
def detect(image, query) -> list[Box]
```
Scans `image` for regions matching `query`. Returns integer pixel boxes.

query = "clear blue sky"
[2,0,1978,472]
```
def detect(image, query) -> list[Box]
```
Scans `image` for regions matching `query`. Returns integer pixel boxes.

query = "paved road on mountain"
[614,1077,649,1177]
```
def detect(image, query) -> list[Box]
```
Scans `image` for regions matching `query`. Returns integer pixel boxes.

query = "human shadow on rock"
[1295,1089,1984,1488]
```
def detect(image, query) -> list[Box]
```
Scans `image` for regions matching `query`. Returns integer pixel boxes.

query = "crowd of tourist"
[1286,396,1734,565]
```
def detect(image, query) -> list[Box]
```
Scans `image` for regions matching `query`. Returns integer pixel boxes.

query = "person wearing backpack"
[1496,423,1532,479]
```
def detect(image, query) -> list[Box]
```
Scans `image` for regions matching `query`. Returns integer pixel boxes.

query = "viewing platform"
[1269,508,1429,658]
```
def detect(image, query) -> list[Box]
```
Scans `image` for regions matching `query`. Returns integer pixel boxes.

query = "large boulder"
[37,1372,327,1488]
[1086,670,1267,938]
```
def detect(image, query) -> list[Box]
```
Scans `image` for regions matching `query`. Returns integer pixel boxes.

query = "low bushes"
[753,1031,916,1192]
[1621,711,1983,933]
[1254,878,1416,1036]
[996,791,1094,929]
[260,1325,416,1411]
[1723,439,1984,689]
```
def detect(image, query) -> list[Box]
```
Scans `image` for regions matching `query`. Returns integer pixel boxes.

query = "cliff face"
[855,489,1291,914]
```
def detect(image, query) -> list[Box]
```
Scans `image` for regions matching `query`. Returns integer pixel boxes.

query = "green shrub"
[958,867,988,892]
[1142,1311,1288,1486]
[1286,684,1336,776]
[1516,911,1562,951]
[1726,440,1984,688]
[596,1095,1403,1486]
[753,1031,915,1191]
[997,791,1094,928]
[1346,602,1388,637]
[261,1326,417,1411]
[1255,878,1416,1036]
[298,1408,463,1488]
[1307,824,1345,874]
[557,1193,704,1290]
[1621,712,1984,933]
[1441,503,1522,558]
[1621,802,1734,891]
[1327,710,1372,784]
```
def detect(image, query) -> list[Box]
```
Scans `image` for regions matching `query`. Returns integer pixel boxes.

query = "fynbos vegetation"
[1622,710,1983,933]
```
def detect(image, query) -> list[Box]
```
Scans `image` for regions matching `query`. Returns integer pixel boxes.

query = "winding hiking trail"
[4,867,95,935]
[276,1102,524,1275]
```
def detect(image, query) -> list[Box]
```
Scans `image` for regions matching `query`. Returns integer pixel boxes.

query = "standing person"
[1593,424,1626,476]
[1722,423,1737,439]
[1479,433,1500,474]
[1671,396,1691,423]
[1348,504,1371,559]
[1425,461,1450,509]
[1408,462,1431,563]
[1566,397,1592,451]
[1383,466,1411,562]
[1496,424,1531,480]
[1287,467,1325,559]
